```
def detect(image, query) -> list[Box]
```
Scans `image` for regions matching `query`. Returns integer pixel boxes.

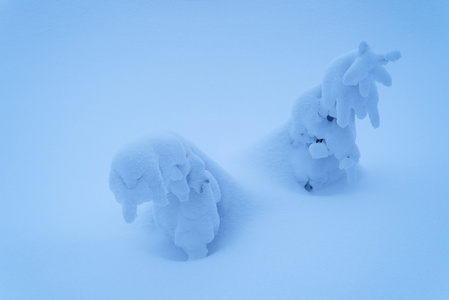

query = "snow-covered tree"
[109,133,222,260]
[290,42,400,191]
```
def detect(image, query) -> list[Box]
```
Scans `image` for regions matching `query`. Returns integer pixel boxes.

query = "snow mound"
[109,132,224,260]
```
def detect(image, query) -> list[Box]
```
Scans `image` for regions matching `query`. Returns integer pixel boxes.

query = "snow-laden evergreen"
[109,133,223,260]
[288,42,400,190]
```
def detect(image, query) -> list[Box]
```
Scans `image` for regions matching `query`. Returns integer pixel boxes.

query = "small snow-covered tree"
[109,133,222,260]
[290,42,400,191]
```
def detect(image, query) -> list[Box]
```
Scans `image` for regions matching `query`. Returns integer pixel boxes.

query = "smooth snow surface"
[1,0,449,299]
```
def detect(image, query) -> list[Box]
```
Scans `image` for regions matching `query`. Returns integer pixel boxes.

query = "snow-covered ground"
[1,0,448,299]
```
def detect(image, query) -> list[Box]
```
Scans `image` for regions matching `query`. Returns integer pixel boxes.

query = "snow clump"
[321,41,401,128]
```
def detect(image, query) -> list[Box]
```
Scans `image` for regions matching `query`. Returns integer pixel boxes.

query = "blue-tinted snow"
[109,132,225,260]
[1,0,448,299]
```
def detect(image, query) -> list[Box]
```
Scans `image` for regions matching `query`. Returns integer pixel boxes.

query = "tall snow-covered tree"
[289,42,400,191]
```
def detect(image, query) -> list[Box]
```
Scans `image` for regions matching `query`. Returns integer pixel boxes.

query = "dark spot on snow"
[304,182,313,192]
[327,115,334,122]
[316,139,324,143]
